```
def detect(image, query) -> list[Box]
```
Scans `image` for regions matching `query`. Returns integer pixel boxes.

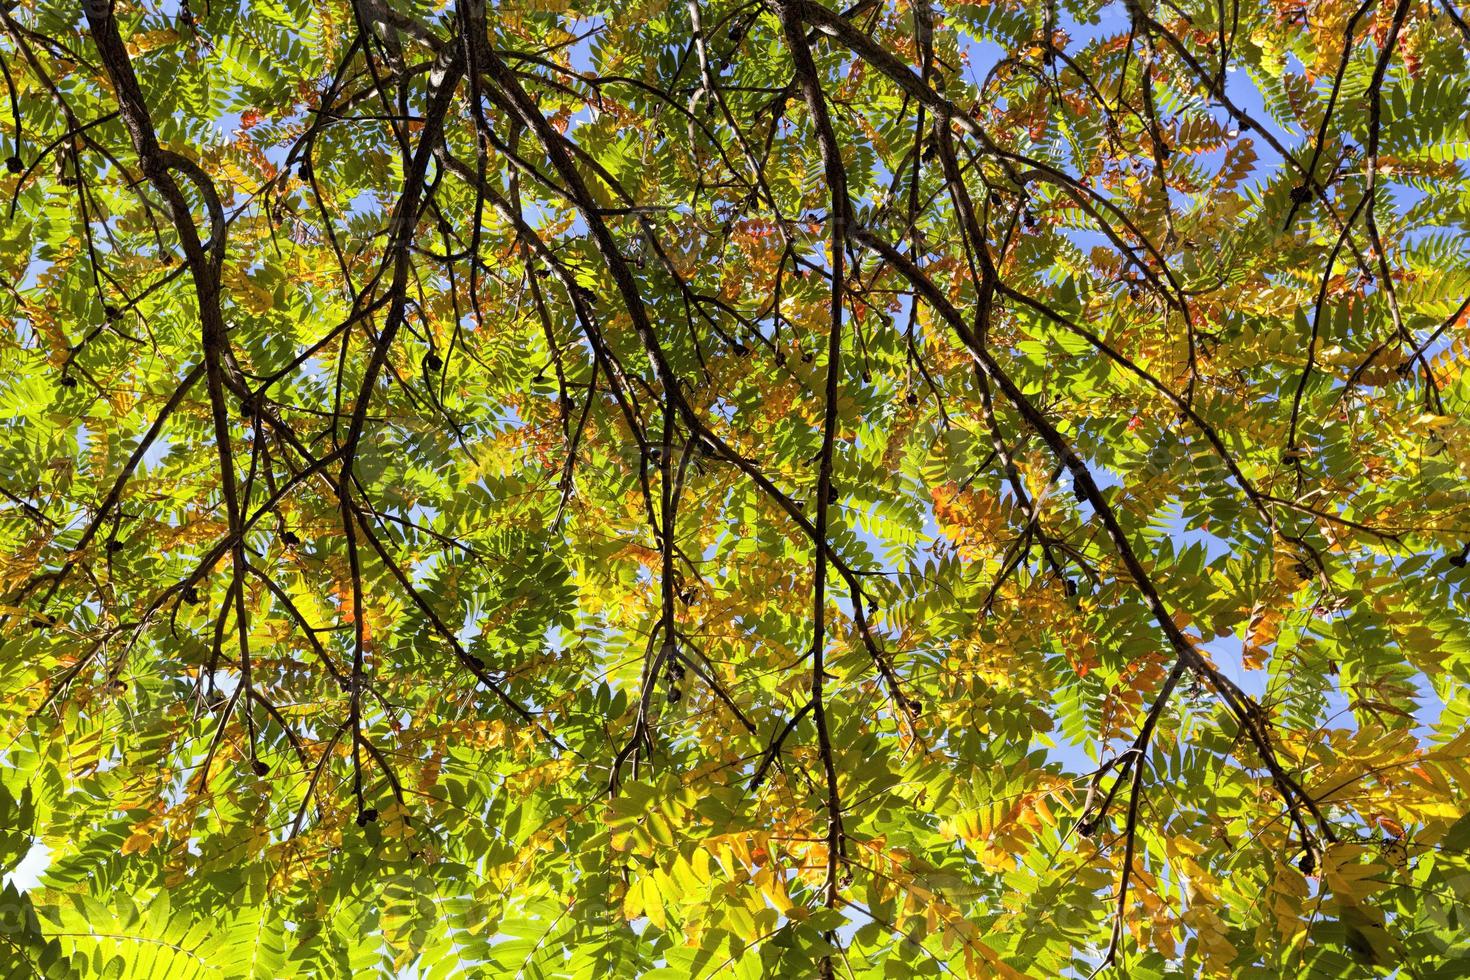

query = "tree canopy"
[2,0,1470,975]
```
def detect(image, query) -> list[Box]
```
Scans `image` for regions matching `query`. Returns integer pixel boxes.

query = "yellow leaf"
[640,874,666,931]
[754,865,793,914]
[1323,844,1389,903]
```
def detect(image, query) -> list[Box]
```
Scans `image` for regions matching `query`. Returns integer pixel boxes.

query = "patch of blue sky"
[2,838,49,893]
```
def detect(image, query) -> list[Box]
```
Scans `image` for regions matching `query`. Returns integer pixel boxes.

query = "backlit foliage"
[2,0,1470,975]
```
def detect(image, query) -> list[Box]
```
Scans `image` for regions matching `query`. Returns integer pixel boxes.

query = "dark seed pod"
[252,760,269,777]
[183,586,201,604]
[356,808,378,827]
[104,304,119,320]
[1065,579,1078,597]
[424,352,443,372]
[5,156,23,175]
[1448,551,1467,568]
[59,376,77,389]
[1298,850,1315,875]
[905,391,918,406]
[280,530,300,547]
[106,540,124,554]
